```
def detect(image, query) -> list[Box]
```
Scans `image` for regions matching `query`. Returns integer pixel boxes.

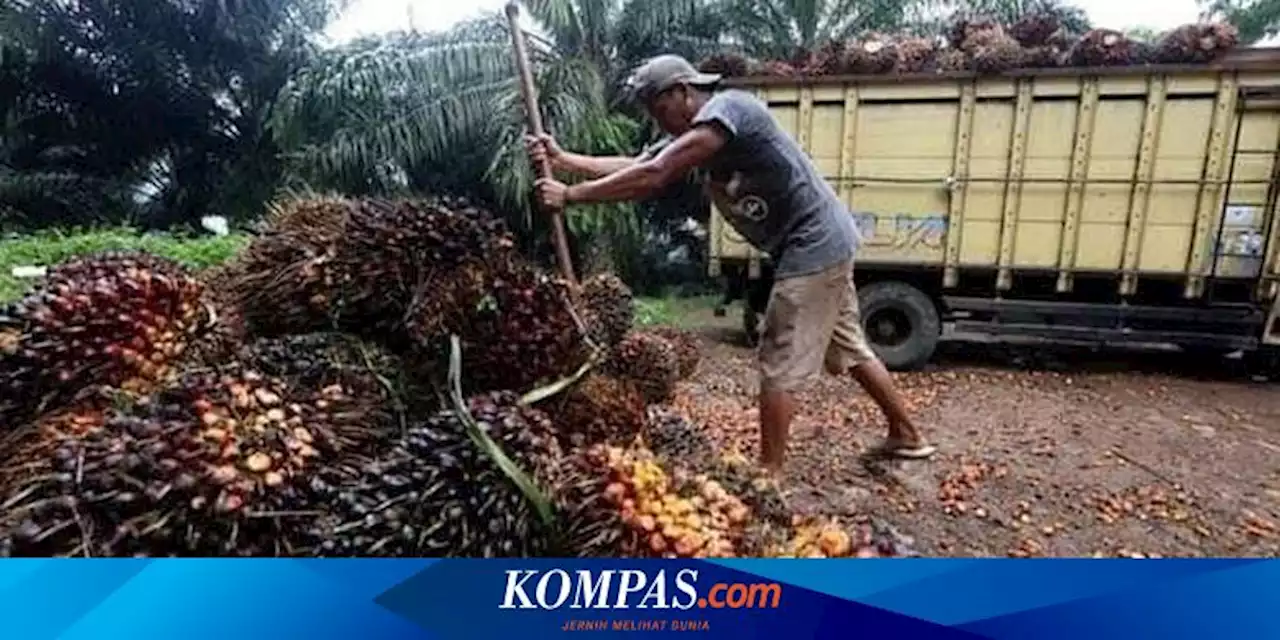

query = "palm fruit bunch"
[1068,29,1138,67]
[763,517,920,558]
[181,265,249,367]
[594,443,749,558]
[947,13,1001,49]
[971,34,1025,73]
[579,272,634,350]
[1155,23,1240,64]
[957,22,1024,73]
[556,445,629,557]
[232,333,411,434]
[692,451,789,527]
[1010,6,1062,48]
[0,361,388,557]
[1021,40,1067,68]
[229,197,348,337]
[542,373,646,448]
[935,48,971,72]
[331,197,516,342]
[697,51,752,78]
[842,33,897,74]
[645,327,701,379]
[406,255,590,394]
[1131,39,1158,65]
[0,398,113,557]
[605,332,680,405]
[304,391,565,557]
[802,40,848,76]
[0,252,205,427]
[895,37,937,73]
[644,408,715,467]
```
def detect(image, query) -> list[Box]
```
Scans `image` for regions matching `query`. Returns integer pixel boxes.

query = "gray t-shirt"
[689,89,858,279]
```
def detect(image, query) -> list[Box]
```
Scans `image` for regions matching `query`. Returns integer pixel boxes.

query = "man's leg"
[825,268,935,458]
[758,387,795,473]
[757,266,844,474]
[849,360,927,448]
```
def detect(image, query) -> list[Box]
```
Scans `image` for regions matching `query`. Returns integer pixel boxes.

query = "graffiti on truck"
[852,212,948,251]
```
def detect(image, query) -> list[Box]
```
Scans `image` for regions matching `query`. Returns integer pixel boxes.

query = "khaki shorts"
[758,259,878,392]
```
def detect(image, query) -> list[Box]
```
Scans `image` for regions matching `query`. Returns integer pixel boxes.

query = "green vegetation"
[0,229,247,302]
[1201,0,1280,43]
[635,295,720,328]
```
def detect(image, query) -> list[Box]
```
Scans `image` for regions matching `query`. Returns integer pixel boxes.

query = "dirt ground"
[659,303,1280,558]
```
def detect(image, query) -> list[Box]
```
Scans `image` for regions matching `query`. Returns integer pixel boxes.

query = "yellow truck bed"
[709,49,1280,302]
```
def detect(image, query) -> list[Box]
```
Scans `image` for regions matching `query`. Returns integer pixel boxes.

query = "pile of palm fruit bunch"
[696,13,1241,80]
[0,332,409,557]
[0,191,909,559]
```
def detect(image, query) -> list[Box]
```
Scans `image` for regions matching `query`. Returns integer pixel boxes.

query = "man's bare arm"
[564,125,727,203]
[554,152,637,178]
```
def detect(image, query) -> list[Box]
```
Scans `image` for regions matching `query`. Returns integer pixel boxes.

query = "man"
[528,54,936,473]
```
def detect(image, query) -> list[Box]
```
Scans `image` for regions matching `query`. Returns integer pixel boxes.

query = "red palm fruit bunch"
[895,37,937,73]
[1155,22,1240,64]
[228,196,349,337]
[542,372,647,449]
[304,391,567,557]
[935,48,972,72]
[645,326,702,379]
[948,13,1001,49]
[843,32,898,74]
[1068,28,1139,67]
[0,252,205,428]
[604,331,681,405]
[960,22,1025,73]
[0,358,390,557]
[803,40,849,75]
[331,196,517,339]
[578,272,635,350]
[1010,7,1062,48]
[697,52,752,77]
[181,263,249,367]
[406,254,591,394]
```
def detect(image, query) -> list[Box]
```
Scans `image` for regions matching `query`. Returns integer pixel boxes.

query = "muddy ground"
[658,303,1280,558]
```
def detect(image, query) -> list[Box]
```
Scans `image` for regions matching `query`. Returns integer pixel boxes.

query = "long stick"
[505,1,577,286]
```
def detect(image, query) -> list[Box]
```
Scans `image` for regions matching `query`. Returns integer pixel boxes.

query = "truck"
[707,47,1280,376]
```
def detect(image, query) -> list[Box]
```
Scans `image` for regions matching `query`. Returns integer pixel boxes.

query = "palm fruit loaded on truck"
[706,46,1280,374]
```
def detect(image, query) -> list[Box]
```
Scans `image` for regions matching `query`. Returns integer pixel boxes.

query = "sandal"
[869,439,938,460]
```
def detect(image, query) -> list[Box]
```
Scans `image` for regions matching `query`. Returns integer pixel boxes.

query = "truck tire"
[857,281,941,371]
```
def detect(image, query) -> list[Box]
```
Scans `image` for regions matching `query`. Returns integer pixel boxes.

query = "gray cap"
[625,54,722,105]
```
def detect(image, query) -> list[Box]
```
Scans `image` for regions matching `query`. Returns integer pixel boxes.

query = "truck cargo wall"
[708,60,1280,303]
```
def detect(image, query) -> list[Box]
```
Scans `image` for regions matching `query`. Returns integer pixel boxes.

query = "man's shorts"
[758,258,878,392]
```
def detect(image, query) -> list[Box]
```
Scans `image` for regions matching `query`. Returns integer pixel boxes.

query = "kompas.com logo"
[499,569,783,610]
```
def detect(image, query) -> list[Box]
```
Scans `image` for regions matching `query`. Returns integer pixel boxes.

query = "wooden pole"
[505,1,577,285]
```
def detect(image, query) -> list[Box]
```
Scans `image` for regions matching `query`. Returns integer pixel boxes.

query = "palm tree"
[1200,0,1280,44]
[0,0,344,231]
[720,0,949,59]
[269,1,729,275]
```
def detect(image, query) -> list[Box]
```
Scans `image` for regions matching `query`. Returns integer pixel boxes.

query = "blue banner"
[1,559,1278,639]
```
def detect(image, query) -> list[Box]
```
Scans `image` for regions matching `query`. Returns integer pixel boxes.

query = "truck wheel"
[857,281,941,371]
